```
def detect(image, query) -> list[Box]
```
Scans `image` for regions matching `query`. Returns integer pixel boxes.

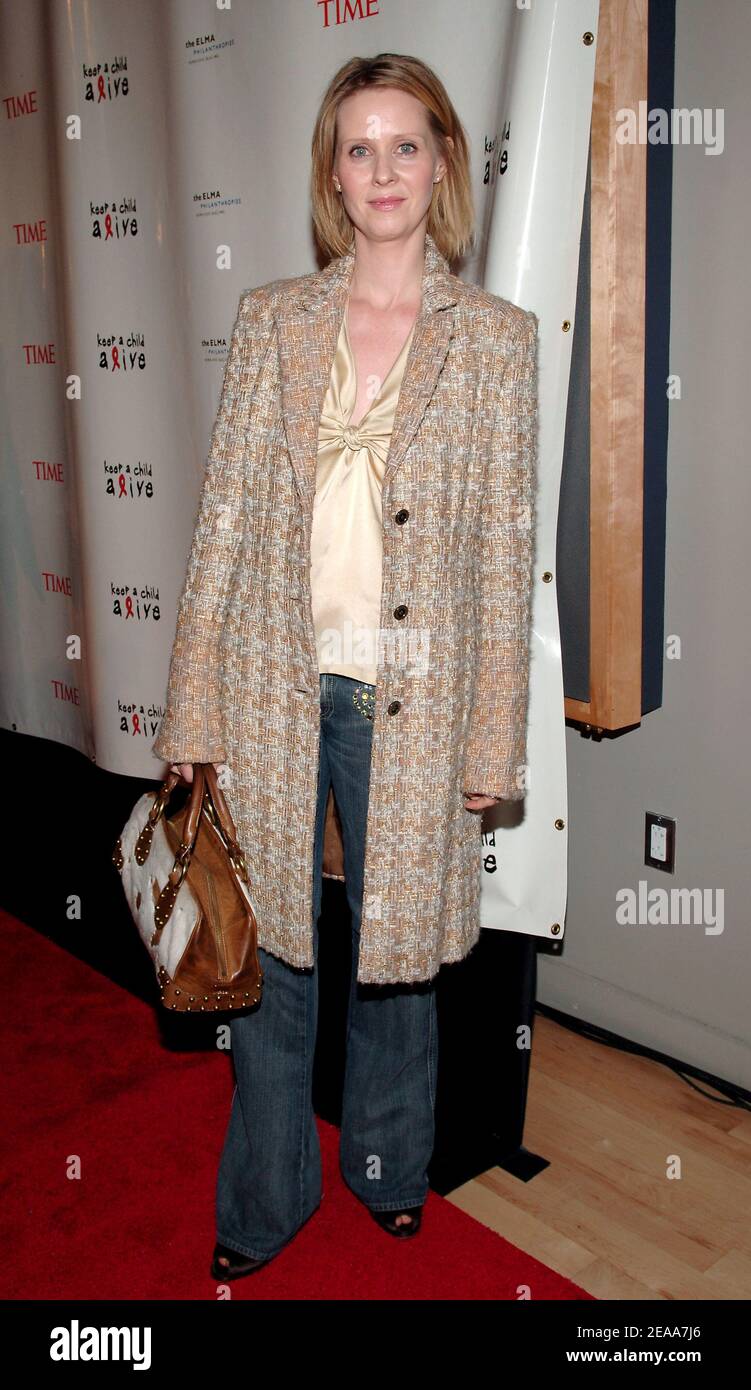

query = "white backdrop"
[0,0,598,946]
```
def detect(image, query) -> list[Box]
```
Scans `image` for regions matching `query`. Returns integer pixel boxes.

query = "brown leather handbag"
[112,763,263,1013]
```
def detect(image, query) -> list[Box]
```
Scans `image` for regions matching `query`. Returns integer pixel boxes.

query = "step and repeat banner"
[0,0,598,944]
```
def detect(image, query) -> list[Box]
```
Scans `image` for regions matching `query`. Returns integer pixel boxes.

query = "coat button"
[395,508,409,525]
[393,603,408,619]
[387,700,401,715]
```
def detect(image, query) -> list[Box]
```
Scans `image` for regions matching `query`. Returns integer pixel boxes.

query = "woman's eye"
[348,142,418,158]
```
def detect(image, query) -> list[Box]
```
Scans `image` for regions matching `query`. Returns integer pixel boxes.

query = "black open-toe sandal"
[369,1205,423,1237]
[210,1241,272,1280]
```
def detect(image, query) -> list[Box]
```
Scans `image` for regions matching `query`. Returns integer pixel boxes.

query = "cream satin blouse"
[310,305,416,686]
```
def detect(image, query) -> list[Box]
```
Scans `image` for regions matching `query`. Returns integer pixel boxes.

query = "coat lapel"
[275,232,458,512]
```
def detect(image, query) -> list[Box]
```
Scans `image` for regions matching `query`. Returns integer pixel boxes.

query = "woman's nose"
[372,155,397,182]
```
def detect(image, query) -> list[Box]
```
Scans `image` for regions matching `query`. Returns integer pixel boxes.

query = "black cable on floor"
[535,1003,751,1113]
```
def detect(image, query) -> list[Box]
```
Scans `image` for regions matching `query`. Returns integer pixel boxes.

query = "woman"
[152,52,538,1279]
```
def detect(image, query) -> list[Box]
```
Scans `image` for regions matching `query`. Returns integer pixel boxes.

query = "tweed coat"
[152,232,539,984]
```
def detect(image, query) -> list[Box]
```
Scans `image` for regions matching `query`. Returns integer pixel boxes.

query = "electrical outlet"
[644,813,675,872]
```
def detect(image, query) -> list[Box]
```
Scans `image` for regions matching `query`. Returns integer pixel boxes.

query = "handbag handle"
[134,762,250,930]
[200,763,251,885]
[149,765,207,929]
[135,764,203,865]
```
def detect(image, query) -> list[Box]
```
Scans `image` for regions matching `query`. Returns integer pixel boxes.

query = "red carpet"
[1,912,593,1300]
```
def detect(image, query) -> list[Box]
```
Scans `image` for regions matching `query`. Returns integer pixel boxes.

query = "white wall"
[538,0,751,1088]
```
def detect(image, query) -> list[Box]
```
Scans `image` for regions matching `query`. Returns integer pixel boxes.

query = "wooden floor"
[447,1012,751,1300]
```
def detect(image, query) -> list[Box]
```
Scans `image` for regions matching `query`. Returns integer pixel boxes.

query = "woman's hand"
[170,762,225,784]
[170,763,194,783]
[463,792,501,812]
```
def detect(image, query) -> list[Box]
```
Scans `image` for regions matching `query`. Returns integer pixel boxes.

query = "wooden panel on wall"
[565,0,648,731]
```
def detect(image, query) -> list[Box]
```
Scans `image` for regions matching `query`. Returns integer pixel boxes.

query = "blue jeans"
[214,672,438,1261]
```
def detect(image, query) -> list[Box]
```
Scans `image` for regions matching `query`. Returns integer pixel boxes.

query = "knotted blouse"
[310,304,416,686]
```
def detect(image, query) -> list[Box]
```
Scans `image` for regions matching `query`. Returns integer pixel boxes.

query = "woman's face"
[332,86,449,246]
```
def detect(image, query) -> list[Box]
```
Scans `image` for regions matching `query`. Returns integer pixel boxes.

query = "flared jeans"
[214,673,438,1261]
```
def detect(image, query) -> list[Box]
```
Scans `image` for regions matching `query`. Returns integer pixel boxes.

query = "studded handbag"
[112,762,263,1013]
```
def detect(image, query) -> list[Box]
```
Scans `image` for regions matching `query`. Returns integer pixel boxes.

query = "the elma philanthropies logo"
[50,1319,151,1370]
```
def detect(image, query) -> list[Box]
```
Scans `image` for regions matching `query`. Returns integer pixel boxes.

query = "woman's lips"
[369,197,405,209]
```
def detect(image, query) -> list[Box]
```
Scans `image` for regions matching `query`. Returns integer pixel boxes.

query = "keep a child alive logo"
[118,699,165,742]
[98,329,146,372]
[111,581,161,625]
[90,195,139,242]
[82,56,129,103]
[105,459,155,501]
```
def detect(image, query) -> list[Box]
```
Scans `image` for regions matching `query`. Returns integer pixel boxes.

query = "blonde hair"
[311,52,475,265]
